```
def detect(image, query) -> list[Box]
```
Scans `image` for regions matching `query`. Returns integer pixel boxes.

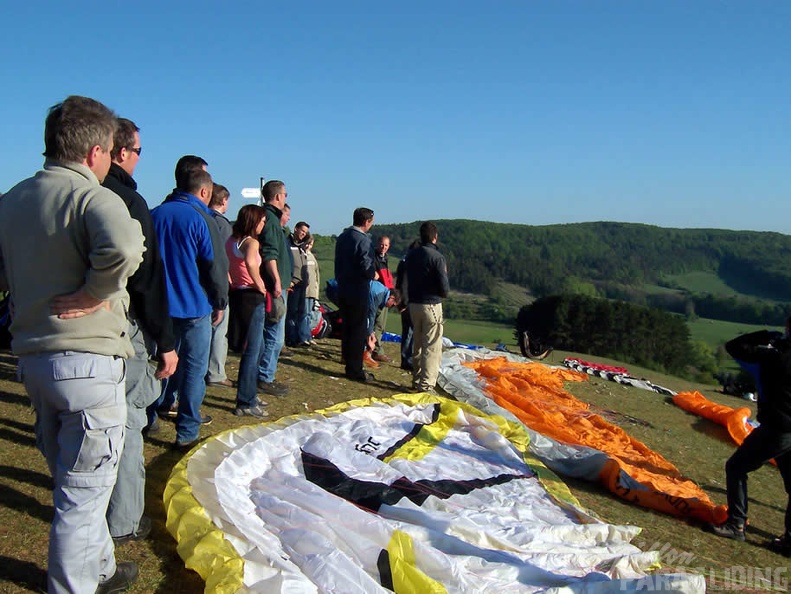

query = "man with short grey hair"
[0,95,145,593]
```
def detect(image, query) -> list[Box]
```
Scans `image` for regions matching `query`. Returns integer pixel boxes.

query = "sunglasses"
[128,147,142,156]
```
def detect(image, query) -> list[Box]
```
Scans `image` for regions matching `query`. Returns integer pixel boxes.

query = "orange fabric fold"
[466,358,728,525]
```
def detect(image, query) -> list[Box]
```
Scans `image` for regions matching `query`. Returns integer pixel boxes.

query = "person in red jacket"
[372,235,394,362]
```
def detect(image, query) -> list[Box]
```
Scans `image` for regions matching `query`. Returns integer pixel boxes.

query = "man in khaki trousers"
[405,222,449,393]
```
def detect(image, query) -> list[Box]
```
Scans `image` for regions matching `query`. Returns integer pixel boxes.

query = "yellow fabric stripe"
[388,530,448,594]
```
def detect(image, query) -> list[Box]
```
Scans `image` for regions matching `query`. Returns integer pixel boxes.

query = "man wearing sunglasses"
[102,118,178,547]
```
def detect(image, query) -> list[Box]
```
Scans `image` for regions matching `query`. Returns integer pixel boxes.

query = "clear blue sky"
[1,1,789,235]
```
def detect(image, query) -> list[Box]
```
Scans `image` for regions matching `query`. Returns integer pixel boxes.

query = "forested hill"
[370,220,791,323]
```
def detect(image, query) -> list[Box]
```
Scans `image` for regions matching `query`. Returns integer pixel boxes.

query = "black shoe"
[258,380,289,397]
[400,363,413,371]
[112,516,152,546]
[96,562,139,593]
[705,520,746,541]
[279,348,295,358]
[200,414,213,425]
[346,371,375,383]
[768,534,791,557]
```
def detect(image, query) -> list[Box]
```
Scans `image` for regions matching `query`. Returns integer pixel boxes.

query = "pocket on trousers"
[51,356,97,381]
[71,407,123,473]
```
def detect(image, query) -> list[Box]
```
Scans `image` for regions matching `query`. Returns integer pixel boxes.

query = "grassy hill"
[1,341,787,592]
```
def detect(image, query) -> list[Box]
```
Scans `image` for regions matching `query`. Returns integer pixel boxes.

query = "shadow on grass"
[0,389,30,407]
[0,426,36,448]
[0,482,52,523]
[0,555,47,592]
[144,449,207,593]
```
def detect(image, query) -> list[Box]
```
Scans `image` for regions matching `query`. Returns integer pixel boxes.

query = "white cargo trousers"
[20,351,126,594]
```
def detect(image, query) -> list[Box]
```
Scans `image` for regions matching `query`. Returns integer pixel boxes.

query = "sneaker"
[257,397,269,407]
[258,380,289,397]
[172,438,200,453]
[233,405,269,418]
[768,534,791,557]
[346,371,375,383]
[156,404,178,419]
[143,416,161,437]
[112,516,152,546]
[363,351,380,368]
[279,348,295,358]
[372,353,392,363]
[705,520,746,541]
[207,378,234,388]
[295,341,312,348]
[200,414,213,425]
[96,561,139,594]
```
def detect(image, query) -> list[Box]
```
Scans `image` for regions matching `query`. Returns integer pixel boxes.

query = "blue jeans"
[258,292,286,383]
[237,301,266,408]
[154,315,212,443]
[286,286,308,346]
[400,309,414,367]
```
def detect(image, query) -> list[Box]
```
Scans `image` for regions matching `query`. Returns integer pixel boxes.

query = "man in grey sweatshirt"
[0,96,145,594]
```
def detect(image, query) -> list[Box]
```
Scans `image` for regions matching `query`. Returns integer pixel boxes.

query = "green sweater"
[0,161,145,357]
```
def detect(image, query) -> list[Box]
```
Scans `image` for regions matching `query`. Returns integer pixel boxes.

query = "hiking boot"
[768,534,791,557]
[112,516,152,546]
[363,351,380,368]
[705,520,746,541]
[258,380,289,397]
[96,561,138,593]
[233,405,269,418]
[372,353,392,363]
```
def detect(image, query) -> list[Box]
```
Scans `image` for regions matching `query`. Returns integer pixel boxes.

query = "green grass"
[1,341,788,592]
[688,317,781,347]
[664,271,739,296]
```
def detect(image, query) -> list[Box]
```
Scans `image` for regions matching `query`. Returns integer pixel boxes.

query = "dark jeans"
[236,300,266,408]
[285,285,309,346]
[725,424,791,533]
[338,293,368,378]
[400,309,414,367]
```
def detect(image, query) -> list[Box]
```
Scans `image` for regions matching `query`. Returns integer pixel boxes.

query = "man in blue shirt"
[151,167,228,449]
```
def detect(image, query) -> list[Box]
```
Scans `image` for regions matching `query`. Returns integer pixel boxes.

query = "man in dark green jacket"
[256,180,291,396]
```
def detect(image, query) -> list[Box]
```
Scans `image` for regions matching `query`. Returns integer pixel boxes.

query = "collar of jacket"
[106,162,137,190]
[43,159,100,185]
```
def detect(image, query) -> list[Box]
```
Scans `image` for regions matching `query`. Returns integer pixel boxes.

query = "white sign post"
[241,188,260,199]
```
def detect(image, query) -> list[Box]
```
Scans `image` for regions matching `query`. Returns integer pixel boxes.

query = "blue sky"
[1,1,789,235]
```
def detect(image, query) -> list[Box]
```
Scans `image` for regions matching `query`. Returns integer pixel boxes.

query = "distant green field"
[384,314,516,349]
[663,271,738,296]
[687,316,780,346]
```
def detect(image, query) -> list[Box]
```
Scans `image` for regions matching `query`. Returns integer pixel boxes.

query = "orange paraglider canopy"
[465,358,728,525]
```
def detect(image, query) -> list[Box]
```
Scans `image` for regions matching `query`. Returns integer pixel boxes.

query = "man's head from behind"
[353,207,374,232]
[420,221,438,244]
[175,155,208,190]
[209,183,230,213]
[181,168,213,205]
[110,118,141,177]
[44,95,117,181]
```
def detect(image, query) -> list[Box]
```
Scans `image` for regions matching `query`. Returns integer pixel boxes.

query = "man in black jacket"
[102,118,177,544]
[706,319,791,557]
[406,222,449,393]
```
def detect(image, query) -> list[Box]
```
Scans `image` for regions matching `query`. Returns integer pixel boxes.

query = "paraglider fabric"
[164,390,704,593]
[440,350,727,526]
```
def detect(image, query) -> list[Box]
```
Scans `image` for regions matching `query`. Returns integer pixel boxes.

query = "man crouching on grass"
[705,317,791,558]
